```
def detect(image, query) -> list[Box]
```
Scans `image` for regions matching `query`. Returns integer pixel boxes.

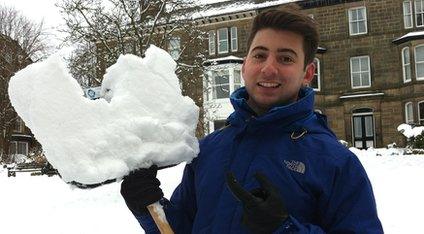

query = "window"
[415,45,424,80]
[217,28,229,54]
[311,58,321,91]
[233,69,242,91]
[405,102,414,124]
[419,101,424,125]
[4,51,12,64]
[206,66,243,100]
[168,37,181,60]
[9,141,28,155]
[415,0,424,27]
[348,7,367,35]
[14,117,24,133]
[124,40,135,54]
[350,56,371,88]
[211,70,230,99]
[209,28,238,55]
[230,27,238,52]
[404,1,414,28]
[208,31,216,55]
[402,47,412,82]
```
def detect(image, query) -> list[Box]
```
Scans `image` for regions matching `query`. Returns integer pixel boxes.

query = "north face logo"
[284,160,306,174]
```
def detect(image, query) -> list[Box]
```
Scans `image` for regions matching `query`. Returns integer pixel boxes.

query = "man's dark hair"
[247,6,319,68]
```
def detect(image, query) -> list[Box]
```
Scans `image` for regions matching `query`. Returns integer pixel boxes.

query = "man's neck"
[246,99,269,117]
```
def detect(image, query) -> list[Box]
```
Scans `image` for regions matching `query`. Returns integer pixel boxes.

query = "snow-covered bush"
[387,142,397,148]
[397,124,424,152]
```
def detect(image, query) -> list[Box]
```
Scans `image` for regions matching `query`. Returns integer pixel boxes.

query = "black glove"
[226,172,288,234]
[120,165,163,214]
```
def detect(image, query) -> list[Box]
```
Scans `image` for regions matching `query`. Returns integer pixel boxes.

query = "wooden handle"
[147,202,174,234]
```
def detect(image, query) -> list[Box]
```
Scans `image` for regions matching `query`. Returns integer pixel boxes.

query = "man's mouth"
[258,82,281,88]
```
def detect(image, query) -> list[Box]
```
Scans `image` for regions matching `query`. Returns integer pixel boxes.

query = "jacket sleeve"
[132,162,197,233]
[273,153,383,233]
[163,162,197,232]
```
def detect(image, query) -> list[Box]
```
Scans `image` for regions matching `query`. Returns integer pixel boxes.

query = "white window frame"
[206,65,243,100]
[350,56,371,89]
[210,69,230,99]
[402,47,412,83]
[415,45,424,80]
[404,1,414,28]
[9,141,28,155]
[168,36,181,60]
[417,101,424,125]
[312,58,321,91]
[415,0,424,27]
[217,28,229,54]
[208,30,216,55]
[405,102,414,124]
[348,7,368,36]
[418,101,424,125]
[230,27,238,52]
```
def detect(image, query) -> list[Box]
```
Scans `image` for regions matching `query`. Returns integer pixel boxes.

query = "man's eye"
[280,57,294,64]
[253,54,265,59]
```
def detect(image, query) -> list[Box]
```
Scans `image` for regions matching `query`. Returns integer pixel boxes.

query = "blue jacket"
[134,87,383,233]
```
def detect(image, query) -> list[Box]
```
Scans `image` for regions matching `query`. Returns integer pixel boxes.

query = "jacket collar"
[228,87,315,127]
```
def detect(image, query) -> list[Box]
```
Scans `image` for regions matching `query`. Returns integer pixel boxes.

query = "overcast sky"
[0,0,232,52]
[0,0,64,50]
[0,0,63,27]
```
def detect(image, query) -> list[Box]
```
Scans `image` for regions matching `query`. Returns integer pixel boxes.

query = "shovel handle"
[147,201,174,234]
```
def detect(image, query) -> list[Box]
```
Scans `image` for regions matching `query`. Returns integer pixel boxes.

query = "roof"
[392,31,424,45]
[193,0,302,19]
[203,55,243,66]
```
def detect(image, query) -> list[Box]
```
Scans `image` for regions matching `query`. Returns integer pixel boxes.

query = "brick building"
[199,0,424,148]
[0,35,35,162]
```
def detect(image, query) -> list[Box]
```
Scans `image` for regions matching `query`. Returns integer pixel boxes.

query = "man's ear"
[302,62,315,86]
[241,58,246,81]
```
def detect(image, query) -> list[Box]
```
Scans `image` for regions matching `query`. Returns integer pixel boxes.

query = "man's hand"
[120,165,163,214]
[226,172,288,233]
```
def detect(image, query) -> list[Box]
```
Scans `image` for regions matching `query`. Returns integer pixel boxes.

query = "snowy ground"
[1,148,424,234]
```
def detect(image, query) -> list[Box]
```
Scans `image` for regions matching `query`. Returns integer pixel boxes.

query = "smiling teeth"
[259,82,280,88]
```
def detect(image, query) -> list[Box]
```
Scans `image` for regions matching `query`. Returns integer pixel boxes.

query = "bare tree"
[0,5,48,162]
[0,5,49,63]
[58,0,207,136]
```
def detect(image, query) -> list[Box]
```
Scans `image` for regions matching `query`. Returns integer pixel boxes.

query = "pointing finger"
[226,172,256,205]
[255,172,279,193]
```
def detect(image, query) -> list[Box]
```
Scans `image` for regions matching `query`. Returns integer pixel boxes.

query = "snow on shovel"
[8,45,199,234]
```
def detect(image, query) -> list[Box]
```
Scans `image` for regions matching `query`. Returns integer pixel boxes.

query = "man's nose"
[261,57,278,77]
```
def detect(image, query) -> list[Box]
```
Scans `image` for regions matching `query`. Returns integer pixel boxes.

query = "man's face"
[242,28,315,115]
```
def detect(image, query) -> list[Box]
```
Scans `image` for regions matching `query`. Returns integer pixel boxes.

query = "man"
[121,7,384,233]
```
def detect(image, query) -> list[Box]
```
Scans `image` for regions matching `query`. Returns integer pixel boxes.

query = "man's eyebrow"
[250,46,269,52]
[277,48,298,57]
[250,46,298,57]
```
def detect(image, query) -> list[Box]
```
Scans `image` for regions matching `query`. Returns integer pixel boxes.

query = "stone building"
[199,0,423,148]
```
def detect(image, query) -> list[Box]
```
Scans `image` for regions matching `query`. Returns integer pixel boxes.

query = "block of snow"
[8,45,199,184]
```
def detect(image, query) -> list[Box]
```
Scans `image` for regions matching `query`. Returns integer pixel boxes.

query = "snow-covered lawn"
[1,149,424,233]
[0,163,186,234]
